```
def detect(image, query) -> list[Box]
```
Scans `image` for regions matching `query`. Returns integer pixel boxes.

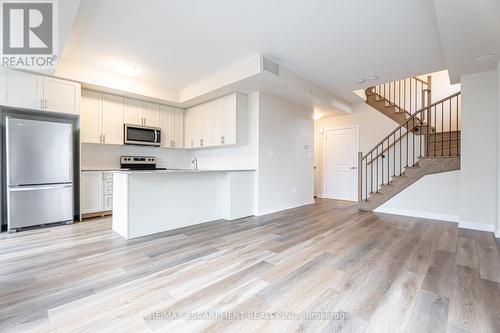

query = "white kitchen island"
[112,170,256,239]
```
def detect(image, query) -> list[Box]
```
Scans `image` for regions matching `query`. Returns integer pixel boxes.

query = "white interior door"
[325,127,358,201]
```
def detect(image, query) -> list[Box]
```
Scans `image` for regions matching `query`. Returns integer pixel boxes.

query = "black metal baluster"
[449,99,452,156]
[441,102,444,156]
[393,133,396,177]
[381,142,384,185]
[365,158,368,200]
[370,152,373,193]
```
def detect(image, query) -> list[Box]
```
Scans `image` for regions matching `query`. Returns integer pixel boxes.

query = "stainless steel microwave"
[124,124,161,146]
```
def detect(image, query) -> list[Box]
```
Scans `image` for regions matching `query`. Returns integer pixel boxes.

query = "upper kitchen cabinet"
[80,90,124,145]
[101,94,124,145]
[143,102,161,127]
[124,98,161,127]
[0,68,81,114]
[0,69,7,105]
[43,76,81,114]
[80,90,102,144]
[123,98,143,126]
[184,93,247,149]
[160,105,184,148]
[2,69,44,110]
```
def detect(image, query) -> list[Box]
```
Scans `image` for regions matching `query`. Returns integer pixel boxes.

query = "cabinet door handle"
[171,140,174,147]
[221,136,225,144]
[191,140,194,148]
[99,134,102,143]
[103,134,106,144]
[200,139,204,147]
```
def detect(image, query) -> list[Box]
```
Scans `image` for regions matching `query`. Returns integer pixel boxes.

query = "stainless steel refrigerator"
[6,117,74,232]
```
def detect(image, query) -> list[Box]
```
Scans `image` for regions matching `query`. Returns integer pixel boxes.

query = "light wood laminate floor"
[1,199,500,333]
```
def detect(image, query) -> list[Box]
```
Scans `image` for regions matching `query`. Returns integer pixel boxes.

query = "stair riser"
[426,140,461,149]
[428,131,461,141]
[426,148,460,157]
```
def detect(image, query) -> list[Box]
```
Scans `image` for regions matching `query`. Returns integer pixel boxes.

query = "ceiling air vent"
[262,56,280,77]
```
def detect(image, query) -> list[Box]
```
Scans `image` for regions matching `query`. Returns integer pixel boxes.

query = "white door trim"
[323,125,359,201]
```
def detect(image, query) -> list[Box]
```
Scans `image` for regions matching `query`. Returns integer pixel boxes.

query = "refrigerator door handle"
[10,184,72,192]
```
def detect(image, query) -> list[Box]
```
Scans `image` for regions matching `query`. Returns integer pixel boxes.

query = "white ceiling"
[432,0,500,82]
[61,0,450,103]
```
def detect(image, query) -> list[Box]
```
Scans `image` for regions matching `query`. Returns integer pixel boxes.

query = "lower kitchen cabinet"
[81,171,113,217]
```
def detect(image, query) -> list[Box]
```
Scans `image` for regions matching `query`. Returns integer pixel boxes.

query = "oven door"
[124,124,161,146]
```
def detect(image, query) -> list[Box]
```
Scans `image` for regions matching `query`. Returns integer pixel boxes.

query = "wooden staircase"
[358,76,461,210]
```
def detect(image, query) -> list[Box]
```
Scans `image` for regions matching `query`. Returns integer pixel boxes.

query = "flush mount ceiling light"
[476,54,494,62]
[369,75,378,81]
[356,79,366,84]
[115,63,141,76]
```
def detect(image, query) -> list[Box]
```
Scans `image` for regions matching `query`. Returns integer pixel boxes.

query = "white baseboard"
[458,220,495,233]
[373,207,460,223]
[495,229,500,239]
[257,200,315,216]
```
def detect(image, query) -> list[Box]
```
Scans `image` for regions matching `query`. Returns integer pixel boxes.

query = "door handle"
[350,166,356,170]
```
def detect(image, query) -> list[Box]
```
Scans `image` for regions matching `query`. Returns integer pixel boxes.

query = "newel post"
[426,75,432,124]
[358,152,363,202]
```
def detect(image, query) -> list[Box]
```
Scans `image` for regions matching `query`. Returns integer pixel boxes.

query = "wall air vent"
[262,56,280,77]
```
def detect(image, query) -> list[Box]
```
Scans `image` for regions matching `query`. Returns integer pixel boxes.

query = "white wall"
[81,144,191,170]
[192,92,259,170]
[460,69,498,231]
[376,171,460,222]
[497,62,500,237]
[257,93,314,215]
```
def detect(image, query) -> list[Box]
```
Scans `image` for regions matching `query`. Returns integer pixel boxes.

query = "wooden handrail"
[362,91,461,159]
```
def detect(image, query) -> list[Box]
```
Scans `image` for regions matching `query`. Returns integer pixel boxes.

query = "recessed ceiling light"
[369,75,378,81]
[476,54,494,62]
[115,63,141,76]
[356,79,366,84]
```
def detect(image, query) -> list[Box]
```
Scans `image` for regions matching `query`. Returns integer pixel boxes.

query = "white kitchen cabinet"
[173,108,184,148]
[161,106,184,148]
[81,172,104,214]
[213,97,226,145]
[143,102,161,127]
[0,68,80,114]
[184,93,247,149]
[81,171,114,215]
[101,94,124,145]
[81,90,124,145]
[0,69,6,105]
[43,76,81,114]
[102,172,114,211]
[3,69,44,110]
[124,98,161,127]
[80,90,102,144]
[124,98,143,126]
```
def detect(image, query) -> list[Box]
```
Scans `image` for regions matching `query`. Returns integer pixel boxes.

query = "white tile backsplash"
[81,143,192,170]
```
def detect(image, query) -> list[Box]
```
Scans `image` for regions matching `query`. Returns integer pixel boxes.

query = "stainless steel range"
[120,156,167,171]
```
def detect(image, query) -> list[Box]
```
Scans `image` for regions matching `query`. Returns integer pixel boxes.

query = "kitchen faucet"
[192,157,198,170]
